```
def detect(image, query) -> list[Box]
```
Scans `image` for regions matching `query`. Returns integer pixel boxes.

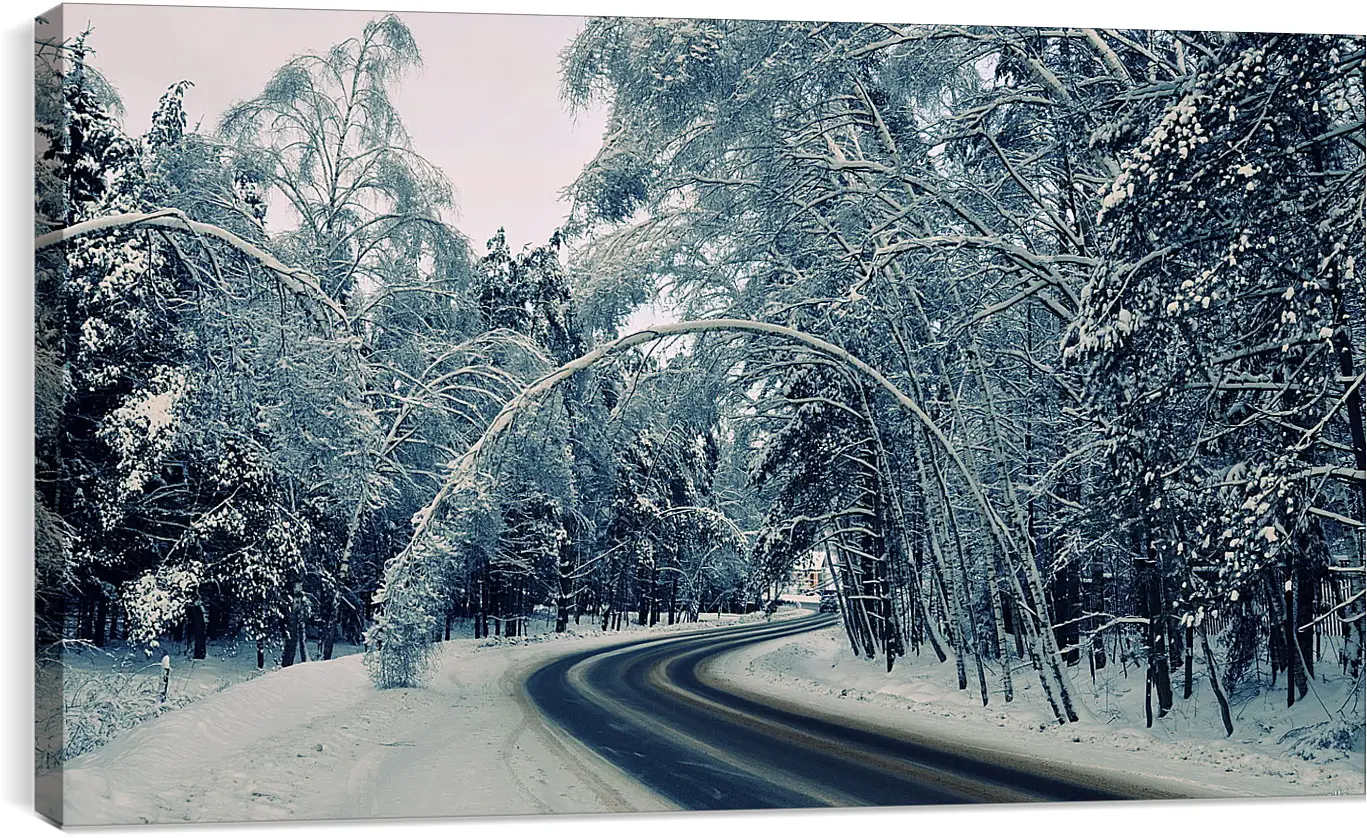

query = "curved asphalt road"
[525,612,1191,810]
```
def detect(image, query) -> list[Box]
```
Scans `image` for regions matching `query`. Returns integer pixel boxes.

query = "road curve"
[525,613,1193,810]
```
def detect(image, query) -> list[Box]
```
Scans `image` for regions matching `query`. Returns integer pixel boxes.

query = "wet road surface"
[525,613,1187,810]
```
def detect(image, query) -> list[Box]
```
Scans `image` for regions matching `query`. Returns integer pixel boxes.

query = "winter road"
[525,612,1194,809]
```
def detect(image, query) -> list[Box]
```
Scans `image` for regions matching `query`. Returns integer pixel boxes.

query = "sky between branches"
[47,3,610,257]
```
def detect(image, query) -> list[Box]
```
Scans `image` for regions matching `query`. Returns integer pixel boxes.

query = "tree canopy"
[36,16,1363,742]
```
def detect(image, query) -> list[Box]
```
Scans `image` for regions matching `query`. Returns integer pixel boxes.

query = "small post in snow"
[160,653,171,704]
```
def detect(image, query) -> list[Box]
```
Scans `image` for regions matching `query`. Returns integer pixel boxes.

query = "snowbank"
[40,638,365,770]
[54,611,784,825]
[707,624,1364,799]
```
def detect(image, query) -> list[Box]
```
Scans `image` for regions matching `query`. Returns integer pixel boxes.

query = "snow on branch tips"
[366,318,1044,689]
[35,208,349,329]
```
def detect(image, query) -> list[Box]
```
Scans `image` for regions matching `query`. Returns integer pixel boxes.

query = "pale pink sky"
[42,4,609,253]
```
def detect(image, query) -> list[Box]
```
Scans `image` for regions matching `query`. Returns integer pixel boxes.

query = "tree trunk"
[1295,554,1318,679]
[323,616,337,660]
[77,589,94,641]
[1144,665,1154,728]
[909,538,949,662]
[1201,622,1235,736]
[1053,560,1081,666]
[281,610,298,668]
[1089,548,1107,671]
[989,555,1014,702]
[1267,574,1307,706]
[1137,555,1174,718]
[556,537,575,634]
[92,591,109,648]
[1182,623,1193,700]
[824,542,862,656]
[188,600,207,660]
[956,550,990,706]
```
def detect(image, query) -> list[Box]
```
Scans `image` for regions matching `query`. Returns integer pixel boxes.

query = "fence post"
[160,653,171,703]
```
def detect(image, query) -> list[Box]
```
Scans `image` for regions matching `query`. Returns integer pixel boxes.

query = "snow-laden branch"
[368,318,1028,686]
[35,208,348,327]
[658,506,748,544]
[405,319,937,535]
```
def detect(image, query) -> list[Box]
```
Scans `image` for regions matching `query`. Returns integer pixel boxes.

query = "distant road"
[525,611,1190,809]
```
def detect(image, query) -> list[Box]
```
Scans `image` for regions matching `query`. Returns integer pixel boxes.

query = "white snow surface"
[52,611,1364,826]
[707,624,1365,799]
[54,612,780,826]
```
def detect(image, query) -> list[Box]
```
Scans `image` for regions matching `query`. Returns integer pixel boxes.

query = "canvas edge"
[34,2,67,829]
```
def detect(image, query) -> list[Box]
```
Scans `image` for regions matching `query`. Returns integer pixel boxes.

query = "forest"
[35,15,1364,739]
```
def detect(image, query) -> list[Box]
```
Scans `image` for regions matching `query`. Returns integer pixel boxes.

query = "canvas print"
[33,2,1366,827]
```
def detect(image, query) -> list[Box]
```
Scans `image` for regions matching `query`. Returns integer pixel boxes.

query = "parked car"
[817,590,839,613]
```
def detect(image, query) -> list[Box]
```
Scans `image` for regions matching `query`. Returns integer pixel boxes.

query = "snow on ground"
[53,611,786,826]
[40,638,365,769]
[52,609,1359,826]
[42,611,605,770]
[708,623,1365,799]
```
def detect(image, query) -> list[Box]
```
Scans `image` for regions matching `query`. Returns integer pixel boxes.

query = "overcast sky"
[46,4,609,255]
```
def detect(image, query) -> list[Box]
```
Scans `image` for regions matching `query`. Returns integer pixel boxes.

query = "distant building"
[789,548,833,593]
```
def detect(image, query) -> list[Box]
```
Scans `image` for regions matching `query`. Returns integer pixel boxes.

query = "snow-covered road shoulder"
[705,624,1364,800]
[54,614,785,826]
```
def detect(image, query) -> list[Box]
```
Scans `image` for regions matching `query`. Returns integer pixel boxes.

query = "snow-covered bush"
[365,483,492,687]
[120,562,203,646]
[362,620,438,689]
[1279,719,1364,761]
[363,531,446,688]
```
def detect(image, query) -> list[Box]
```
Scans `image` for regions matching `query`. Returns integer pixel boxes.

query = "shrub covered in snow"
[1279,720,1364,761]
